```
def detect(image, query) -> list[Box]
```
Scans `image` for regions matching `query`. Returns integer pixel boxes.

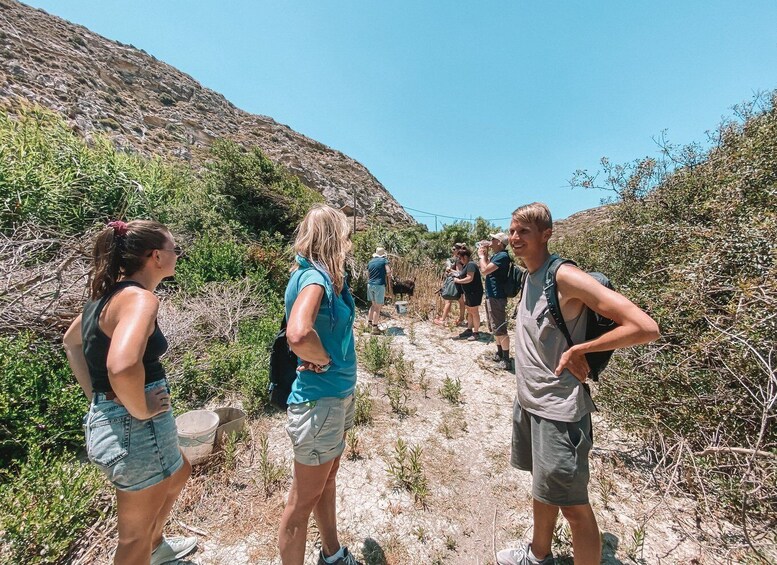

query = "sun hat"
[372,247,387,258]
[489,232,509,245]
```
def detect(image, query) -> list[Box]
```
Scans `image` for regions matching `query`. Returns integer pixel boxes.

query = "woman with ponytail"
[63,220,197,565]
[278,205,361,565]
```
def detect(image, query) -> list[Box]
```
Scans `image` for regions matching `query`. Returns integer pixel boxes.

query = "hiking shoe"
[457,328,473,339]
[151,536,197,565]
[490,351,502,362]
[371,325,383,335]
[317,546,363,565]
[457,320,468,327]
[497,357,513,371]
[466,332,480,341]
[496,544,554,565]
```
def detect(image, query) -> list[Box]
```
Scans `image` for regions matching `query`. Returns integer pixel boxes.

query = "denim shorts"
[367,283,386,305]
[286,395,355,466]
[85,379,184,491]
[510,400,593,506]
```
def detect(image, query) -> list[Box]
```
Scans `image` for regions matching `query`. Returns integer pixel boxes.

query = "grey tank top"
[514,255,596,422]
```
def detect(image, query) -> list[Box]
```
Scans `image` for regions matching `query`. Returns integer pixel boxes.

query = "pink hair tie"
[107,220,128,237]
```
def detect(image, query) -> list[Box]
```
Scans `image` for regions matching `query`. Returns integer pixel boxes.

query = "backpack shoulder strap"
[542,255,578,348]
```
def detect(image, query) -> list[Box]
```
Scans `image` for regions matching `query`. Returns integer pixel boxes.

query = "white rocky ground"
[78,309,751,564]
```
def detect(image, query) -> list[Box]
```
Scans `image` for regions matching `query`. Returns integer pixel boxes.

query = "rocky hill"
[552,204,612,242]
[0,0,414,227]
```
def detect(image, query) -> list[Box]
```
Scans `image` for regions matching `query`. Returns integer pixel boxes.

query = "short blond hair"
[293,205,352,293]
[512,202,553,231]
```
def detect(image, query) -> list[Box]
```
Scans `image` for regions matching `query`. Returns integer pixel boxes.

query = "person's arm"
[385,263,393,295]
[555,265,660,382]
[63,314,93,399]
[477,248,499,276]
[107,291,169,419]
[286,284,331,372]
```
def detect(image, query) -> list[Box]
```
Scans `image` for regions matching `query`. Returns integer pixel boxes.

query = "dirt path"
[79,310,743,564]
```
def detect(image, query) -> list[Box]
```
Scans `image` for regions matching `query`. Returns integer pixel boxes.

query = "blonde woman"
[278,205,361,565]
[63,220,196,565]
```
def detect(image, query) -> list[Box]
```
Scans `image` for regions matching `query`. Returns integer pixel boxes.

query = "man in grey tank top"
[496,203,660,565]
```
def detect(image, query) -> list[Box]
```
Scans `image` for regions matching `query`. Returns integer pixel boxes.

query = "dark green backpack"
[543,255,618,381]
[503,261,525,298]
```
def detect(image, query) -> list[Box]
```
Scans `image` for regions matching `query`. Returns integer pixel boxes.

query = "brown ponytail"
[89,220,170,299]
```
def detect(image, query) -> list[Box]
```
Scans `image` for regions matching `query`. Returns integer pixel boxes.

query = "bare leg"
[467,306,480,332]
[457,296,465,323]
[279,458,338,565]
[530,498,559,561]
[114,477,175,564]
[150,454,192,547]
[560,504,601,565]
[437,300,452,322]
[312,456,342,557]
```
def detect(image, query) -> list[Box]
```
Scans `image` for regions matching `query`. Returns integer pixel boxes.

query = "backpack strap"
[542,255,578,348]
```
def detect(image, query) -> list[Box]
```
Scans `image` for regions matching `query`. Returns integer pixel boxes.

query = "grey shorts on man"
[511,400,593,506]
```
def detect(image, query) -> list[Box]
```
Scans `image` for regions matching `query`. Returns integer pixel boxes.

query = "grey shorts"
[286,395,355,466]
[85,379,184,491]
[367,284,386,305]
[510,400,593,506]
[487,297,508,336]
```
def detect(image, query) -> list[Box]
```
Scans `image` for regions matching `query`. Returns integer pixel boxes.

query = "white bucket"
[176,410,219,465]
[395,301,408,315]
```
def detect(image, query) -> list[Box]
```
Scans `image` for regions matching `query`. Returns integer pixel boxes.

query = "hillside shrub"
[558,92,777,530]
[206,140,323,237]
[169,306,281,414]
[0,447,106,565]
[0,333,87,470]
[0,104,186,234]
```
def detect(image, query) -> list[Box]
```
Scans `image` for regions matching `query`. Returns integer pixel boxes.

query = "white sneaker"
[496,543,554,565]
[151,536,198,564]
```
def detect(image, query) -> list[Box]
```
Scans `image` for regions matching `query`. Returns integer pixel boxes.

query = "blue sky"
[23,0,777,229]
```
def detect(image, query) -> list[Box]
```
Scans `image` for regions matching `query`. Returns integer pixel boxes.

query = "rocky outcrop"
[0,0,415,226]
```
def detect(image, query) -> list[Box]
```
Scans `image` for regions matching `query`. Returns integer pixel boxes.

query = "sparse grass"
[444,533,457,551]
[361,335,393,375]
[386,385,411,418]
[389,350,414,389]
[595,463,615,509]
[438,409,468,440]
[439,375,463,405]
[413,525,428,543]
[346,428,361,460]
[626,522,647,562]
[354,384,374,426]
[386,438,429,506]
[552,521,573,560]
[256,433,286,497]
[222,429,247,471]
[408,320,417,345]
[418,368,429,397]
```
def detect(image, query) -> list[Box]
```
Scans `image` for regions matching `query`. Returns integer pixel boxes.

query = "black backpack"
[502,261,525,298]
[267,315,298,409]
[543,255,618,381]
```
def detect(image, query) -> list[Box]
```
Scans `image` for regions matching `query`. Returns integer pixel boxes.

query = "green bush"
[559,92,777,525]
[0,105,186,234]
[0,447,106,564]
[169,307,281,414]
[0,333,87,470]
[206,140,323,237]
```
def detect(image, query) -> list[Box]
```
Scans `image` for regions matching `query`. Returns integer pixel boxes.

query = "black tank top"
[81,281,168,393]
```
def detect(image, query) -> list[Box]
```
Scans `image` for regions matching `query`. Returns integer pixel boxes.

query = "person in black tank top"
[63,220,197,565]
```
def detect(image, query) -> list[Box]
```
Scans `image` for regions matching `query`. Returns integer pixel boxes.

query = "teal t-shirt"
[284,258,357,404]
